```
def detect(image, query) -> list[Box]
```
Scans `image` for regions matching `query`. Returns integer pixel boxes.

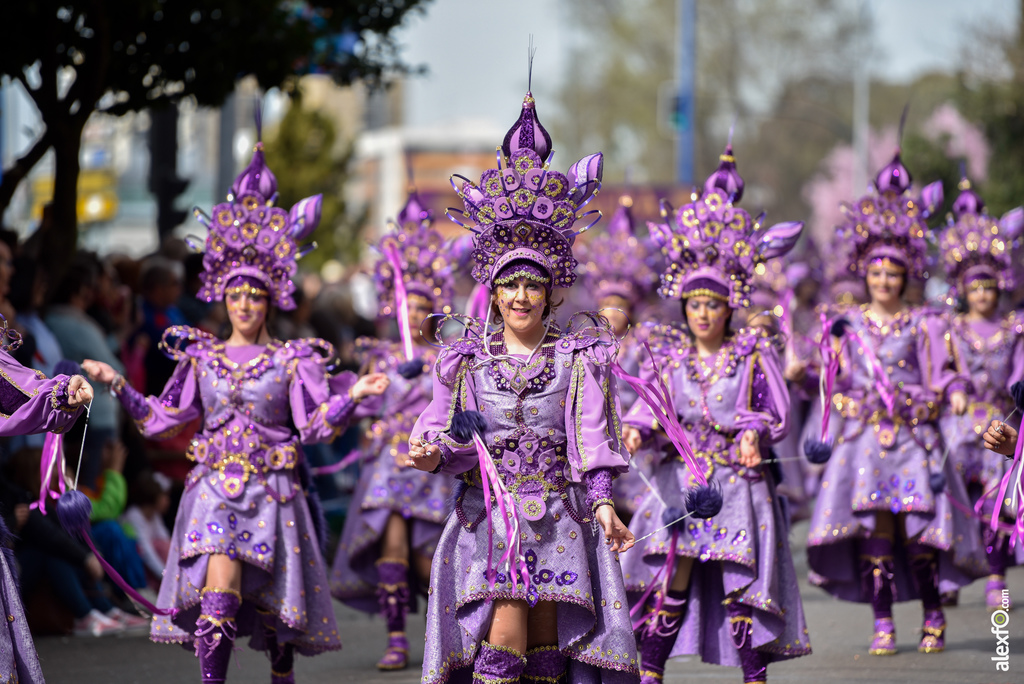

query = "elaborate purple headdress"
[191,109,321,311]
[446,89,604,290]
[580,194,658,306]
[373,188,456,318]
[647,143,803,309]
[939,175,1024,302]
[837,148,943,281]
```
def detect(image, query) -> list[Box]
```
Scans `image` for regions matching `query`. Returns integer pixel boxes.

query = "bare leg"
[473,599,529,681]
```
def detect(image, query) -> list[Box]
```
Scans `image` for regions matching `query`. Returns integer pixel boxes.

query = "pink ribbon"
[841,328,897,416]
[472,432,529,592]
[30,432,65,513]
[381,242,415,362]
[612,343,707,487]
[466,284,491,323]
[310,449,366,476]
[979,416,1024,546]
[629,528,679,633]
[816,316,840,442]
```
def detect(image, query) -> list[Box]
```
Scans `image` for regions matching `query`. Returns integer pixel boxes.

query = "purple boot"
[259,609,295,684]
[376,559,411,670]
[727,603,767,684]
[907,542,945,653]
[524,645,566,683]
[986,529,1011,611]
[636,590,687,683]
[860,536,896,655]
[195,588,240,683]
[474,641,527,682]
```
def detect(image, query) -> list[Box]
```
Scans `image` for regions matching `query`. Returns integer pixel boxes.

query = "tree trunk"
[39,124,84,287]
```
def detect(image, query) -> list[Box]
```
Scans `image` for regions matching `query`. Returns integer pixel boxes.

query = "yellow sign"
[30,169,119,224]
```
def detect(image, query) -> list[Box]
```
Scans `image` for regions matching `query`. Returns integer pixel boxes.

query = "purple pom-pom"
[685,482,723,519]
[56,490,93,537]
[397,358,425,380]
[929,471,947,494]
[450,410,487,443]
[53,359,82,377]
[662,506,687,531]
[1011,381,1024,412]
[830,318,852,338]
[804,439,833,464]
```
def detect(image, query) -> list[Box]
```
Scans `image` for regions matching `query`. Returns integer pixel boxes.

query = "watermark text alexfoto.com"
[992,589,1010,672]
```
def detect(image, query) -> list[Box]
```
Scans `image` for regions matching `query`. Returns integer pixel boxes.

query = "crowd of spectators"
[0,229,378,638]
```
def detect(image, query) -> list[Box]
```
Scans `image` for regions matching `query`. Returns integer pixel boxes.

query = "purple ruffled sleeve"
[410,346,481,476]
[583,468,615,512]
[115,358,201,439]
[0,350,82,435]
[918,312,968,398]
[734,340,789,446]
[291,360,361,443]
[564,344,630,480]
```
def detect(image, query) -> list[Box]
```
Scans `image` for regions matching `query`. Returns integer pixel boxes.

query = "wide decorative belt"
[457,440,590,526]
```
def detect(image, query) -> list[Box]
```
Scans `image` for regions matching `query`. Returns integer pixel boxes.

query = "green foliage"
[0,0,430,276]
[263,93,366,269]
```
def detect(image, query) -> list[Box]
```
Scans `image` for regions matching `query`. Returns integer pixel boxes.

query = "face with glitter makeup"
[966,281,999,318]
[865,261,905,306]
[685,295,730,345]
[494,277,547,336]
[226,287,268,339]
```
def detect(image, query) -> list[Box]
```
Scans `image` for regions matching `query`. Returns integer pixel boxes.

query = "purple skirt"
[331,439,449,612]
[807,420,987,601]
[150,464,342,656]
[621,456,811,667]
[1,544,44,684]
[422,481,639,684]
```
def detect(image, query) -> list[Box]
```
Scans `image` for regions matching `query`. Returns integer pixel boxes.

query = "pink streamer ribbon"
[30,432,65,513]
[310,449,366,476]
[628,528,679,633]
[611,343,708,487]
[841,327,897,416]
[382,242,415,362]
[977,416,1024,546]
[472,432,529,592]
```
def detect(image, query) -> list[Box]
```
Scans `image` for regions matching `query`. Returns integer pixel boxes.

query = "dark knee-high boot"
[636,589,687,683]
[859,535,896,655]
[196,588,240,683]
[906,542,945,653]
[376,558,411,670]
[259,609,295,684]
[473,641,527,682]
[523,645,566,683]
[727,602,767,684]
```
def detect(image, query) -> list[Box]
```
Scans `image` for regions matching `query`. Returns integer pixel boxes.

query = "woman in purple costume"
[621,146,810,684]
[937,175,1024,610]
[0,324,93,684]
[83,133,388,684]
[330,189,455,670]
[405,89,640,684]
[806,151,985,656]
[579,193,659,520]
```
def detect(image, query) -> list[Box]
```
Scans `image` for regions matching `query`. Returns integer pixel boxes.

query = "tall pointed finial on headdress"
[232,98,277,199]
[952,161,985,219]
[501,37,552,162]
[703,119,744,203]
[396,158,432,227]
[874,103,912,194]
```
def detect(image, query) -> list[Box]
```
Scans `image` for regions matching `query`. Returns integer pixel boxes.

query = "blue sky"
[395,0,1019,128]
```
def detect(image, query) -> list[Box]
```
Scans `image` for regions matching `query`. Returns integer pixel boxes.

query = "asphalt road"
[33,520,1023,683]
